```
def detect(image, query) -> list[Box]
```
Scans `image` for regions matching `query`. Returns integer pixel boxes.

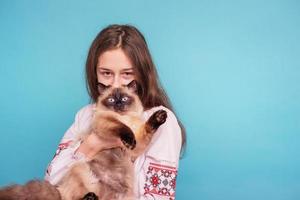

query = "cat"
[0,81,167,200]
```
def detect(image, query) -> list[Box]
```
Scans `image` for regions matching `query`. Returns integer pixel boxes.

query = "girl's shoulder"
[72,103,96,132]
[76,103,96,117]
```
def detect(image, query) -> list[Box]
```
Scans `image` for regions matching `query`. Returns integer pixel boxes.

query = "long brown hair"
[85,24,186,156]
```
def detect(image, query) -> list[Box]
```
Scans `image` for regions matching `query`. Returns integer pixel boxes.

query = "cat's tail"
[0,180,61,200]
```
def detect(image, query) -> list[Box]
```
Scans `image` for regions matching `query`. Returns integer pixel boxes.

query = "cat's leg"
[93,115,137,150]
[105,117,137,150]
[117,125,136,150]
[145,109,168,133]
[131,109,167,157]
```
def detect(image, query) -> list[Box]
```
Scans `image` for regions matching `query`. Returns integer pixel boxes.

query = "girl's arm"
[44,105,93,185]
[137,106,182,200]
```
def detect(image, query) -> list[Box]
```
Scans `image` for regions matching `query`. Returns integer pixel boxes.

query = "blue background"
[0,0,300,199]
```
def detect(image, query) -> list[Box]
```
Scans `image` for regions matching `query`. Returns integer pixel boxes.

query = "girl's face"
[97,48,135,87]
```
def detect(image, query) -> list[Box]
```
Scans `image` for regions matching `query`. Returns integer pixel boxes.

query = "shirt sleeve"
[135,106,182,200]
[44,104,94,185]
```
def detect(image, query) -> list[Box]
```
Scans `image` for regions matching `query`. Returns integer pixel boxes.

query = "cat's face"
[101,88,135,112]
[97,81,143,114]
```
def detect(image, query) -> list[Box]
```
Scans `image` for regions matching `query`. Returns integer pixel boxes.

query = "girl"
[45,24,186,200]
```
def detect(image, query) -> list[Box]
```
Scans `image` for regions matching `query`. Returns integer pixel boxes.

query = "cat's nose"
[115,102,123,111]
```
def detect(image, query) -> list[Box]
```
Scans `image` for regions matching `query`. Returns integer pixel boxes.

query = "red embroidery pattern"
[144,162,177,198]
[53,140,72,159]
[46,140,72,175]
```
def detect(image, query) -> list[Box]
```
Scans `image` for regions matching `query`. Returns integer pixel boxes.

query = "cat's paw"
[82,192,98,200]
[147,109,168,130]
[120,131,136,150]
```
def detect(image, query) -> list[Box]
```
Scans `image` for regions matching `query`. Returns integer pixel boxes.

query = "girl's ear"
[126,80,138,93]
[97,82,110,95]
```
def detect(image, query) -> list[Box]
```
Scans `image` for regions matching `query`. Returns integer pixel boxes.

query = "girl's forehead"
[97,49,133,70]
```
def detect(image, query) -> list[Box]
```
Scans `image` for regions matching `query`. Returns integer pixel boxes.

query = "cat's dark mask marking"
[126,80,138,93]
[101,88,134,112]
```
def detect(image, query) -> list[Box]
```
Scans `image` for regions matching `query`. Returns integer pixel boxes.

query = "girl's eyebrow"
[97,67,111,71]
[97,67,133,70]
[121,68,133,72]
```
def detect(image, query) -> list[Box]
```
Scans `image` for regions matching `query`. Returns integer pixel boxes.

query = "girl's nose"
[111,75,121,88]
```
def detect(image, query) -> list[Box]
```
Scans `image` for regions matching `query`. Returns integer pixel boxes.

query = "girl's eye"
[102,72,112,77]
[122,97,129,102]
[122,72,134,79]
[108,98,115,103]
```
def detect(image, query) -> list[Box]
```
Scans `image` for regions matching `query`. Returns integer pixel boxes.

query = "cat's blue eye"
[122,97,129,102]
[108,98,115,103]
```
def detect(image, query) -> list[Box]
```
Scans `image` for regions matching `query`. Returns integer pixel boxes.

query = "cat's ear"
[97,82,110,95]
[126,80,138,93]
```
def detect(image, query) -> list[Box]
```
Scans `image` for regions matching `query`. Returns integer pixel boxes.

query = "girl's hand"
[76,133,123,159]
